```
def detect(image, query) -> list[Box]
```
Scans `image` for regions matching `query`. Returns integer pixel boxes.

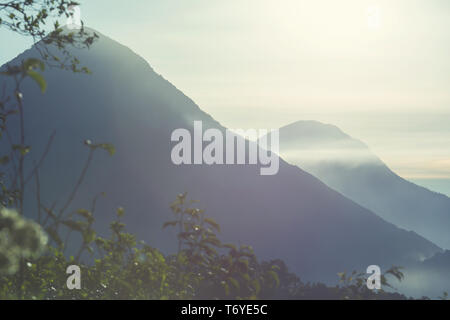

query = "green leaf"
[83,229,96,244]
[99,143,115,156]
[76,209,93,223]
[117,207,125,218]
[204,217,220,232]
[252,279,261,295]
[267,270,280,287]
[221,281,230,296]
[201,236,221,247]
[162,221,177,229]
[23,58,45,72]
[223,243,237,251]
[12,144,31,156]
[337,272,346,281]
[26,70,47,93]
[62,220,86,232]
[227,277,240,291]
[0,155,9,165]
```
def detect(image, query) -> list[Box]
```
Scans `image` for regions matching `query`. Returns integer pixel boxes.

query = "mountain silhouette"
[272,120,450,249]
[397,250,450,298]
[0,29,442,284]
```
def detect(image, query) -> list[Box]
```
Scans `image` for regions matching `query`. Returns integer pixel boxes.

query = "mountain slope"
[0,30,441,283]
[272,120,450,249]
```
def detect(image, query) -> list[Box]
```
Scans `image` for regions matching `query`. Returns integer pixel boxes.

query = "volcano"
[0,29,441,283]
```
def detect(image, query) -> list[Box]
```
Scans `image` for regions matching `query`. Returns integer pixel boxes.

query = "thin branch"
[57,147,94,219]
[34,161,42,224]
[42,200,57,227]
[24,130,56,186]
[4,127,19,188]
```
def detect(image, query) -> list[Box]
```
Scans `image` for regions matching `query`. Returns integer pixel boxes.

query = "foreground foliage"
[0,193,410,300]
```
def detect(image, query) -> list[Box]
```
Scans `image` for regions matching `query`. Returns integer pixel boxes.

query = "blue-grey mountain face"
[274,120,450,249]
[0,30,441,284]
[397,250,450,298]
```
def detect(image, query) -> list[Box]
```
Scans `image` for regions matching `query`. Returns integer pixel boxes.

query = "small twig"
[34,161,42,224]
[42,200,57,227]
[24,130,56,186]
[9,74,27,216]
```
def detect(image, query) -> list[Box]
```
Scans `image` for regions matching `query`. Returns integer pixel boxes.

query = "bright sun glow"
[367,5,382,30]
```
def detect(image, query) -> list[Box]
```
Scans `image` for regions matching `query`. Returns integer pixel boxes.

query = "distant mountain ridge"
[0,29,442,285]
[272,120,450,249]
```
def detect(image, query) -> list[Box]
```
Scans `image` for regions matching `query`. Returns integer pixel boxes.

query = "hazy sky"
[1,0,449,183]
